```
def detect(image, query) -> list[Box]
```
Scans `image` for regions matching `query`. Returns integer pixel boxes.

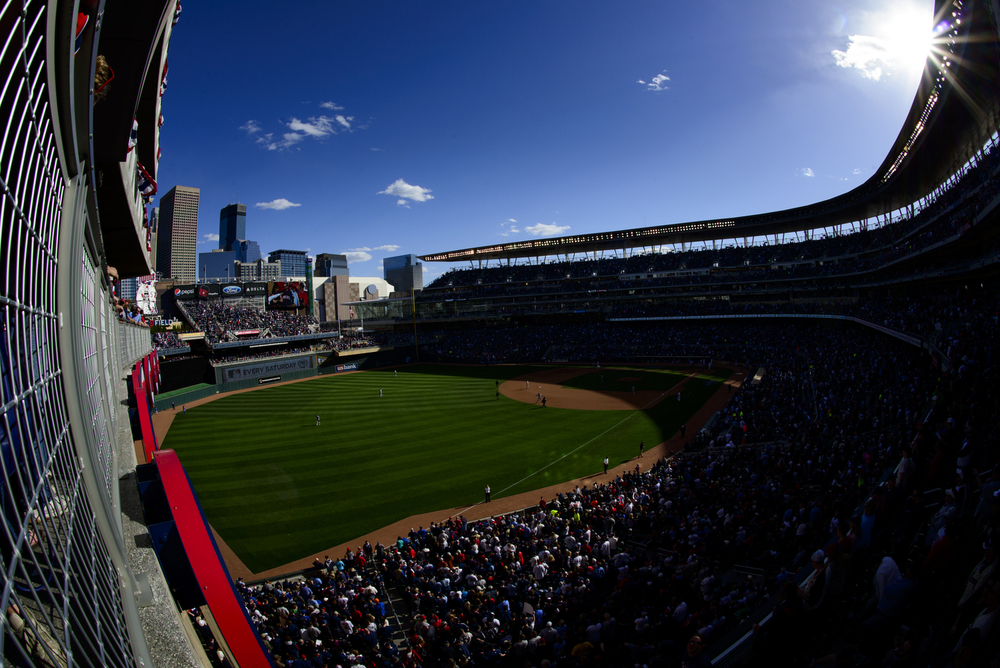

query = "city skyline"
[153,0,935,285]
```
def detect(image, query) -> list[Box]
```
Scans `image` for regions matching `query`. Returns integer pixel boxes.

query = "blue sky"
[155,0,934,283]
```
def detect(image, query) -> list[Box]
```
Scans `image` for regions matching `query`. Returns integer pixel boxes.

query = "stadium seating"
[240,316,1000,666]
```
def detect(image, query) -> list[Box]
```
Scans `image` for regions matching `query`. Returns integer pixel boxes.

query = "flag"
[146,224,152,251]
[173,2,182,25]
[158,113,164,127]
[137,162,156,197]
[126,117,137,152]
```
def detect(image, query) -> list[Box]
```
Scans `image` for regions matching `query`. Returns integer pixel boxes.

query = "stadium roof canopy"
[420,0,999,264]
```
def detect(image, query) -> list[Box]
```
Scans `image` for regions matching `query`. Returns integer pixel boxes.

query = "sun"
[831,2,936,81]
[880,5,936,75]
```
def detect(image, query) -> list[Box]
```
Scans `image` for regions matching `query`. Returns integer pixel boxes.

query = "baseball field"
[159,363,731,573]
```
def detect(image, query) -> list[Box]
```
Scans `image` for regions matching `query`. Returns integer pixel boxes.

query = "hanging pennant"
[127,117,138,153]
[159,61,168,97]
[137,162,157,197]
[75,13,88,55]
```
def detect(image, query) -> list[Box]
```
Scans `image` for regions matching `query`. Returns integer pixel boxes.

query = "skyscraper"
[157,185,200,283]
[384,253,423,293]
[268,249,308,277]
[235,239,261,263]
[315,252,349,277]
[149,207,159,273]
[219,202,247,251]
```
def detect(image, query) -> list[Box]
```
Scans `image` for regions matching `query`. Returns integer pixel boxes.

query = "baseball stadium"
[2,1,1000,668]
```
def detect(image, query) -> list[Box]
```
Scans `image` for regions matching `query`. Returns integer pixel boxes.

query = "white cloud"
[203,233,219,242]
[379,179,434,203]
[801,167,815,178]
[853,168,863,175]
[320,101,344,110]
[288,116,335,138]
[638,71,670,92]
[499,219,521,237]
[259,131,306,151]
[371,147,385,152]
[255,198,302,211]
[343,251,372,263]
[348,245,400,252]
[832,35,891,80]
[249,107,363,150]
[526,223,570,236]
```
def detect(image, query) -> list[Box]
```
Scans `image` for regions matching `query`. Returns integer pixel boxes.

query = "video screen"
[266,281,309,310]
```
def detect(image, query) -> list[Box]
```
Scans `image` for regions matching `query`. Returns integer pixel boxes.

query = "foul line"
[458,374,695,517]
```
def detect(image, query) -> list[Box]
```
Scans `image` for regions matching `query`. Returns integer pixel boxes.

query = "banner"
[222,356,313,381]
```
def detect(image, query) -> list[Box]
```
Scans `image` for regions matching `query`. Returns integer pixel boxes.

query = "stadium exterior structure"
[1,2,998,668]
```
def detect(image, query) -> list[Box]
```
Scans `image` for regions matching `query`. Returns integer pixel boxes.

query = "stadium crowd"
[236,313,1000,667]
[182,301,319,343]
[152,331,186,349]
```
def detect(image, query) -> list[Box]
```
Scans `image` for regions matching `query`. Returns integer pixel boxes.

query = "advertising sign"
[172,285,197,299]
[200,283,220,296]
[223,356,313,382]
[245,282,267,297]
[334,362,358,373]
[221,283,243,296]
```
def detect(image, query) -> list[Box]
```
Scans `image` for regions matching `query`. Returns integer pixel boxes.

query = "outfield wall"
[159,355,215,393]
[151,347,421,410]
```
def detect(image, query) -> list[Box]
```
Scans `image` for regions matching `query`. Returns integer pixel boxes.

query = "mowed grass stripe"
[160,364,730,571]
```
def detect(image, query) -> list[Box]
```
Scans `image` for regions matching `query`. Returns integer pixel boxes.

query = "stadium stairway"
[366,559,411,648]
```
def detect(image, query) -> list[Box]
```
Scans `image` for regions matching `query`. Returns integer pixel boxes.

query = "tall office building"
[237,258,282,281]
[315,252,349,277]
[149,207,159,273]
[268,249,308,277]
[219,202,246,251]
[198,249,237,281]
[384,253,423,293]
[235,239,261,263]
[157,185,200,283]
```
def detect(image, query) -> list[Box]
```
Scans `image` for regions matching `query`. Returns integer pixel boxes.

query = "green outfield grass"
[160,364,730,572]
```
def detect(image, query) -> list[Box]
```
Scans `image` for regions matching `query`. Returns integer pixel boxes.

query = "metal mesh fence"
[0,1,147,665]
